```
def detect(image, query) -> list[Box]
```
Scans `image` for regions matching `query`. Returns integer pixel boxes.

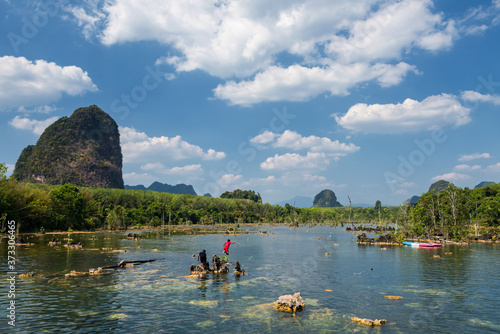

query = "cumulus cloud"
[9,116,59,135]
[66,0,487,105]
[484,162,500,172]
[0,56,97,111]
[119,126,226,163]
[453,164,481,172]
[123,172,159,185]
[336,94,471,134]
[461,90,500,105]
[141,163,204,176]
[251,130,359,154]
[218,174,242,186]
[250,131,279,145]
[17,105,58,114]
[214,62,416,105]
[431,172,470,182]
[251,130,359,171]
[458,152,491,161]
[260,152,330,171]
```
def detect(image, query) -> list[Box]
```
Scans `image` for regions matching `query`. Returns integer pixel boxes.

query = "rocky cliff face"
[13,105,124,188]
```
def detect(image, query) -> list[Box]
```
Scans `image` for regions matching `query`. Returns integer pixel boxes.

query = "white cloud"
[119,126,226,163]
[0,56,97,111]
[260,152,330,171]
[123,172,159,185]
[273,130,359,154]
[67,0,485,105]
[251,130,359,155]
[326,0,457,62]
[9,116,59,135]
[17,105,58,114]
[214,62,416,105]
[453,164,481,172]
[484,162,500,173]
[336,94,471,134]
[218,174,242,186]
[140,162,166,171]
[458,152,491,161]
[164,164,204,176]
[250,131,279,145]
[431,172,471,182]
[252,130,359,171]
[141,162,203,176]
[400,182,416,188]
[66,4,105,40]
[5,164,15,176]
[461,90,500,105]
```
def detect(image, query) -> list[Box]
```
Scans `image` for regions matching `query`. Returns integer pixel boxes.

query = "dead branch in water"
[100,258,162,270]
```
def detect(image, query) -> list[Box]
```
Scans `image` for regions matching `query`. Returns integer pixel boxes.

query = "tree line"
[398,183,500,241]
[1,163,498,240]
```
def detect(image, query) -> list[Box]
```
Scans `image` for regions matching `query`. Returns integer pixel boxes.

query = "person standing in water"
[223,239,235,255]
[197,249,209,270]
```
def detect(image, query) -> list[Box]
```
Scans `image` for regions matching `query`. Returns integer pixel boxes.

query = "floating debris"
[189,300,218,308]
[325,289,333,292]
[384,295,403,300]
[19,272,35,279]
[107,313,128,320]
[351,317,387,326]
[196,320,216,328]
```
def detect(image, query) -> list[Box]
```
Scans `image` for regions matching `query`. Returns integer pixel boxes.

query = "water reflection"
[1,227,499,333]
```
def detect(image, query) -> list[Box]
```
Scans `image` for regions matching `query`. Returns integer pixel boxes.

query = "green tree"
[0,162,7,180]
[49,184,85,230]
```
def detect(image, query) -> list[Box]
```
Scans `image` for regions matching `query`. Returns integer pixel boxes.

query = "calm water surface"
[1,226,499,333]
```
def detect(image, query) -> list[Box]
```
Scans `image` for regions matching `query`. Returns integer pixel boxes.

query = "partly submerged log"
[100,259,158,269]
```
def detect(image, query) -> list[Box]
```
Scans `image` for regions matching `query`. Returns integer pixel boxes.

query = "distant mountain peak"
[125,182,197,195]
[313,189,342,207]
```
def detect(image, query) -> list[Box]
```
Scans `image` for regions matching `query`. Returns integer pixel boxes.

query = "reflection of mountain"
[125,181,197,195]
[275,196,313,208]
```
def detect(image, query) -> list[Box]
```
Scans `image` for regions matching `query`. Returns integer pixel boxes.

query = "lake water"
[1,225,500,333]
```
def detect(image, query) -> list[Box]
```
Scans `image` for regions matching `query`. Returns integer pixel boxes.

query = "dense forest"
[1,163,499,240]
[399,183,500,241]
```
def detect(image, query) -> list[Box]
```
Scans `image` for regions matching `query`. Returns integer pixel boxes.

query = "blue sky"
[1,0,500,206]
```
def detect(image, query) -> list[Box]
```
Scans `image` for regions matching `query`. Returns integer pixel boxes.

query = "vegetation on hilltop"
[220,189,262,203]
[313,189,342,207]
[12,105,123,189]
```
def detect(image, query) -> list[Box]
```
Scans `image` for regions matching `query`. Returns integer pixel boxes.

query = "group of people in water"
[197,239,236,266]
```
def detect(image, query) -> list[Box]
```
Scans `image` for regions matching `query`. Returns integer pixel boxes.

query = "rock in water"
[13,105,124,188]
[273,292,305,313]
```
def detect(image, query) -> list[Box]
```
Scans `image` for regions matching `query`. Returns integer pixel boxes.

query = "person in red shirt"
[223,239,235,255]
